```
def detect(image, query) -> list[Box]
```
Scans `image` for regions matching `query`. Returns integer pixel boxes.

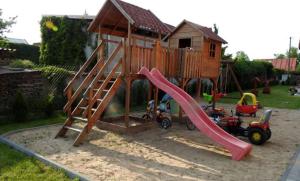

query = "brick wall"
[0,69,46,112]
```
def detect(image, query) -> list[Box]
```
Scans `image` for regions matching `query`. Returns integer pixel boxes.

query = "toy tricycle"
[217,109,272,145]
[142,94,172,129]
[236,93,258,117]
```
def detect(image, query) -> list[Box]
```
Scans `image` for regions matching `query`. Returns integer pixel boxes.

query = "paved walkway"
[282,147,300,181]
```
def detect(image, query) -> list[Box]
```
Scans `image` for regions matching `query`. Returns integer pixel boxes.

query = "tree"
[234,51,250,61]
[221,46,232,60]
[0,9,16,39]
[0,9,16,47]
[213,23,218,34]
[274,53,286,59]
[213,23,232,60]
[286,47,300,62]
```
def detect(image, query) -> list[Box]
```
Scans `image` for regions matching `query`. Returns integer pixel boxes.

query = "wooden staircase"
[55,41,124,146]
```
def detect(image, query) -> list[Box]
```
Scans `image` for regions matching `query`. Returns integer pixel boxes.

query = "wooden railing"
[128,42,219,79]
[130,45,154,73]
[63,41,104,113]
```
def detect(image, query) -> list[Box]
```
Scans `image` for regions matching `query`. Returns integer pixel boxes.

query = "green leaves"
[40,16,89,66]
[234,51,250,61]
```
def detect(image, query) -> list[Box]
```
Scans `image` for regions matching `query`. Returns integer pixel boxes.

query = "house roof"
[165,20,227,43]
[258,58,297,71]
[6,38,28,44]
[88,0,172,35]
[42,14,95,20]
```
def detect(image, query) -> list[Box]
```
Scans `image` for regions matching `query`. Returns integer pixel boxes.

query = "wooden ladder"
[55,41,124,146]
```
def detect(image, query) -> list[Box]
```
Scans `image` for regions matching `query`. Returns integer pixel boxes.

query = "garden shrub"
[232,60,275,91]
[44,93,55,116]
[12,91,28,122]
[40,16,95,66]
[6,42,40,64]
[9,59,35,69]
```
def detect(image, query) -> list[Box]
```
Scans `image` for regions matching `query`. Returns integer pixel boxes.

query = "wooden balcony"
[128,41,220,79]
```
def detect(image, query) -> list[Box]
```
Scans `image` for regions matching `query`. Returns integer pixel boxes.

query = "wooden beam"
[228,65,243,97]
[153,87,158,121]
[147,81,153,103]
[195,79,201,101]
[124,77,131,127]
[110,18,123,35]
[126,22,132,75]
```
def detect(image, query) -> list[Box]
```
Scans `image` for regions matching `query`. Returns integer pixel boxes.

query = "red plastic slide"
[139,67,252,160]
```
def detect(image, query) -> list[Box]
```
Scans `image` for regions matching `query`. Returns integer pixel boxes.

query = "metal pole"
[288,37,291,77]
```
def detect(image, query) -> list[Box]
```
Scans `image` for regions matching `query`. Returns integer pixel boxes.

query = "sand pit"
[4,105,300,181]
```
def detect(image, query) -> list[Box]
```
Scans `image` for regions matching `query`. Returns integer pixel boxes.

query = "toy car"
[216,109,272,145]
[142,95,172,129]
[236,93,258,117]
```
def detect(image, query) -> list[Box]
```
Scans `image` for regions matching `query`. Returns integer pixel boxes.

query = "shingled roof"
[258,58,297,71]
[165,20,227,43]
[88,0,172,35]
[115,0,172,34]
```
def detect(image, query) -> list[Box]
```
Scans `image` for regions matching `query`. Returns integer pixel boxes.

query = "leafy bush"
[40,16,94,66]
[9,59,35,69]
[44,93,55,116]
[12,91,28,122]
[34,65,71,83]
[232,60,274,91]
[6,42,40,64]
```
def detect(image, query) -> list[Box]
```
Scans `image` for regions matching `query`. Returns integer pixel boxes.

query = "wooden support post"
[124,77,131,127]
[178,78,186,121]
[67,88,72,117]
[87,87,92,122]
[195,79,201,102]
[153,87,159,121]
[228,64,243,97]
[126,22,132,75]
[212,79,217,109]
[154,41,162,72]
[98,25,105,71]
[147,81,153,103]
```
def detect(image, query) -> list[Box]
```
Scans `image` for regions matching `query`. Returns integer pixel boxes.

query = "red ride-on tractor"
[216,109,272,145]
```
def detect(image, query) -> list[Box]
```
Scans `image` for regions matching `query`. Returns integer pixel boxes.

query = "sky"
[2,0,300,59]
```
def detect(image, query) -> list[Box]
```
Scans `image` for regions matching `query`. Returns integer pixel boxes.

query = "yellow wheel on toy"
[252,132,261,141]
[248,128,267,145]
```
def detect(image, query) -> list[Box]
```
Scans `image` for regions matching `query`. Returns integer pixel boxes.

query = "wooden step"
[79,107,96,112]
[73,116,88,122]
[98,80,115,84]
[64,126,82,132]
[84,97,103,102]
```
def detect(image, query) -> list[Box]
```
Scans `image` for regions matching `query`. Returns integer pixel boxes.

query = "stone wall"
[0,68,46,112]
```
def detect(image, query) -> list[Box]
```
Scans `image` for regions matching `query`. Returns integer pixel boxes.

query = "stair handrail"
[63,56,105,112]
[64,40,103,94]
[83,41,123,97]
[82,59,122,117]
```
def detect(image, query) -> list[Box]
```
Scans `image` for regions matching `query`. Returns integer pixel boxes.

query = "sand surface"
[5,105,300,181]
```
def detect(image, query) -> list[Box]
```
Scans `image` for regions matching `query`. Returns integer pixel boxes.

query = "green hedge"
[40,16,93,66]
[229,60,275,91]
[6,43,40,63]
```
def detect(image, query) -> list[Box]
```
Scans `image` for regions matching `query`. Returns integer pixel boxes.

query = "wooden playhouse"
[55,0,227,145]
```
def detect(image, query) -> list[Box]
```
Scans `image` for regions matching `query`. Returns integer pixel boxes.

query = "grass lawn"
[0,113,76,180]
[219,85,300,109]
[0,113,66,135]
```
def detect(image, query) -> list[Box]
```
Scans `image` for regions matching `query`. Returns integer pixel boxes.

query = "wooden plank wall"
[169,23,203,50]
[128,40,220,79]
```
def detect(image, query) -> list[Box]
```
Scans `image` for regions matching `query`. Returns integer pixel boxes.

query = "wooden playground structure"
[55,0,228,146]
